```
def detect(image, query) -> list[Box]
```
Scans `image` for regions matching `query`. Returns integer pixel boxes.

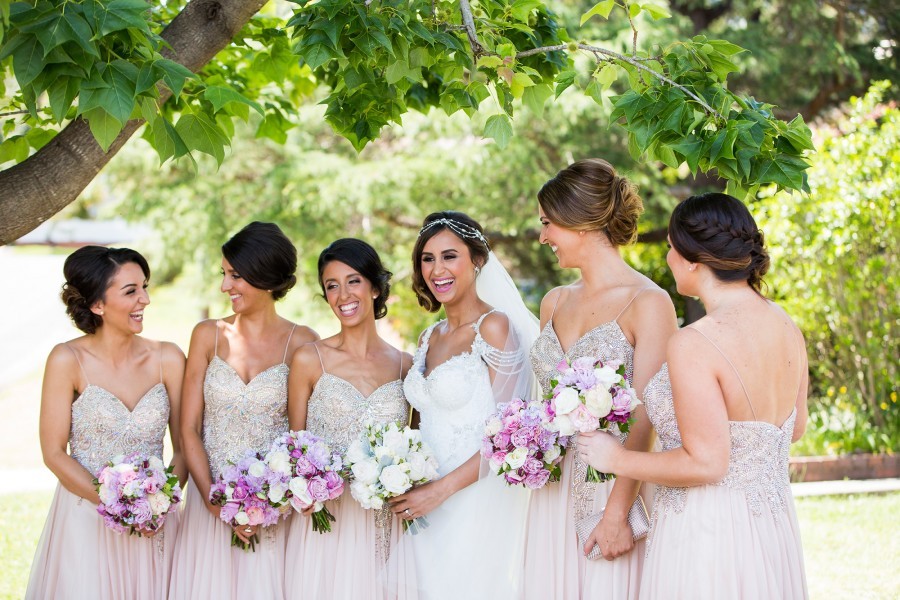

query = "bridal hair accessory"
[418,218,489,248]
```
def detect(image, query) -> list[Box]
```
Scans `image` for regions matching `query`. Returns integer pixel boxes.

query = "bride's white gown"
[401,312,530,599]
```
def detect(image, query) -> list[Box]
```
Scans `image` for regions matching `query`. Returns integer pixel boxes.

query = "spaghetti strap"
[684,327,757,420]
[282,324,298,363]
[614,286,653,323]
[399,350,404,381]
[473,309,498,333]
[213,320,220,358]
[158,343,164,385]
[312,343,326,375]
[548,286,567,321]
[64,343,90,385]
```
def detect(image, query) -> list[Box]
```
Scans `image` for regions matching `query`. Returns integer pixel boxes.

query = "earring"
[474,266,481,276]
[689,264,696,272]
[579,230,585,236]
[99,310,104,315]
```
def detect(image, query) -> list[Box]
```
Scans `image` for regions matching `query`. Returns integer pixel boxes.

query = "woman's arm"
[287,343,321,431]
[161,342,188,484]
[39,344,101,503]
[792,330,809,443]
[579,331,732,487]
[179,321,219,517]
[590,289,677,559]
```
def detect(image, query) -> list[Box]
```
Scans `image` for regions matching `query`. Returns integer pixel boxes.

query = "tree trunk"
[0,0,268,246]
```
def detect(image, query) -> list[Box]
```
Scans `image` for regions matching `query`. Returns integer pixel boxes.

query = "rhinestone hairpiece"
[418,218,489,248]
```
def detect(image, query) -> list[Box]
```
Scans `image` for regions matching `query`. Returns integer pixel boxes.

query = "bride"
[388,211,539,599]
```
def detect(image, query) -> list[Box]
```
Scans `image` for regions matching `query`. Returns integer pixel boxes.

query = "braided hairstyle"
[668,193,769,293]
[537,158,644,246]
[61,246,151,334]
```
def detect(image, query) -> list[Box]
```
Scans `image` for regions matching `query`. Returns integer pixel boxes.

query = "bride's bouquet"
[95,453,182,535]
[481,397,569,489]
[549,356,641,482]
[209,451,288,550]
[343,421,439,534]
[265,430,345,534]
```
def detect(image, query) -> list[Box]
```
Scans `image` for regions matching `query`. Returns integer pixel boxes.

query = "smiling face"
[92,262,150,334]
[220,257,270,314]
[538,205,585,269]
[420,229,479,308]
[321,260,376,326]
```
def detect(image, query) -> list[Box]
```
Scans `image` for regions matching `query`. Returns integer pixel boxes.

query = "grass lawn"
[1,491,897,599]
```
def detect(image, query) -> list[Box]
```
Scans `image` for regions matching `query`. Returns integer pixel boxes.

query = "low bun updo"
[61,246,151,334]
[222,222,297,301]
[668,192,770,292]
[318,238,392,320]
[537,158,644,246]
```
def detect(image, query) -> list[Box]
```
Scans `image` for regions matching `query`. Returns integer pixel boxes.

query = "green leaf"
[555,70,576,98]
[581,0,616,26]
[96,0,151,37]
[256,109,294,145]
[83,107,123,151]
[671,136,703,173]
[27,8,95,58]
[629,3,642,18]
[584,78,604,104]
[510,72,534,98]
[523,83,553,117]
[175,112,229,165]
[642,3,671,20]
[484,114,513,149]
[595,64,617,89]
[385,60,418,85]
[11,35,45,88]
[511,0,543,22]
[47,75,79,122]
[477,56,504,69]
[300,43,336,70]
[156,59,193,99]
[203,85,264,117]
[25,126,56,150]
[0,136,30,164]
[98,59,139,124]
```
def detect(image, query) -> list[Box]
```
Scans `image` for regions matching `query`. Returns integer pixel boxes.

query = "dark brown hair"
[222,222,297,301]
[411,211,490,313]
[318,238,392,320]
[537,158,643,246]
[668,192,770,292]
[61,246,151,334]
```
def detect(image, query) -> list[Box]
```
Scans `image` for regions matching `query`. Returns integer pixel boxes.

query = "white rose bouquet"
[343,421,439,534]
[548,356,642,482]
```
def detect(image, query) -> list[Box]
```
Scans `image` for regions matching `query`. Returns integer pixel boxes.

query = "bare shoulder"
[480,310,511,348]
[190,319,219,344]
[159,341,186,366]
[290,341,324,372]
[400,350,414,373]
[290,323,320,345]
[45,341,82,376]
[538,286,567,321]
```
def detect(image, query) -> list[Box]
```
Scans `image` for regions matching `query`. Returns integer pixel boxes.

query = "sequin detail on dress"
[642,364,797,551]
[529,319,635,520]
[70,383,169,476]
[202,356,289,478]
[306,373,409,561]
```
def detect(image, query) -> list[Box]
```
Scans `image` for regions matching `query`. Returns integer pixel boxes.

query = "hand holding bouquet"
[95,453,181,536]
[481,397,569,489]
[549,357,641,482]
[266,430,345,534]
[344,421,439,534]
[209,452,287,550]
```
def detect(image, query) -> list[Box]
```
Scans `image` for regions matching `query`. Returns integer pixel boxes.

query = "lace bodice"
[643,364,796,518]
[202,356,289,478]
[404,313,513,475]
[70,383,169,475]
[306,374,409,455]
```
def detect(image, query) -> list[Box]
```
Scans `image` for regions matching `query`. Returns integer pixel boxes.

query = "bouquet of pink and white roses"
[481,397,569,489]
[265,430,345,534]
[95,452,182,535]
[209,451,288,550]
[549,356,641,482]
[344,421,439,534]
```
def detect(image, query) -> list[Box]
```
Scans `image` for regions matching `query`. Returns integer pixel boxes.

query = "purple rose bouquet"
[94,452,181,536]
[209,451,287,551]
[480,397,569,489]
[265,430,344,534]
[549,356,642,482]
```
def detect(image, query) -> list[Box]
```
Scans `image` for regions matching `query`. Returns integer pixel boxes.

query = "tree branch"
[516,43,724,121]
[624,1,638,56]
[0,0,269,245]
[458,0,485,57]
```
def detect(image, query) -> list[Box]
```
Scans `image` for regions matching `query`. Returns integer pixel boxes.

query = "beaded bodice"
[643,364,796,518]
[530,319,636,519]
[530,320,635,394]
[70,383,169,475]
[202,356,289,478]
[306,374,409,455]
[404,313,512,475]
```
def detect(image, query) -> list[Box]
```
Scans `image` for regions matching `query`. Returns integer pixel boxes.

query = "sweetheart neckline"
[74,382,166,414]
[211,355,287,387]
[315,372,402,400]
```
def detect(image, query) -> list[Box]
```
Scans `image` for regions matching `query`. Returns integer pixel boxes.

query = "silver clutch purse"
[574,497,650,561]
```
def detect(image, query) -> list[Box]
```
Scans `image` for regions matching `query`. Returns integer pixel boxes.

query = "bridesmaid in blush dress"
[579,193,809,599]
[284,238,414,599]
[169,222,318,599]
[525,159,677,600]
[26,246,186,600]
